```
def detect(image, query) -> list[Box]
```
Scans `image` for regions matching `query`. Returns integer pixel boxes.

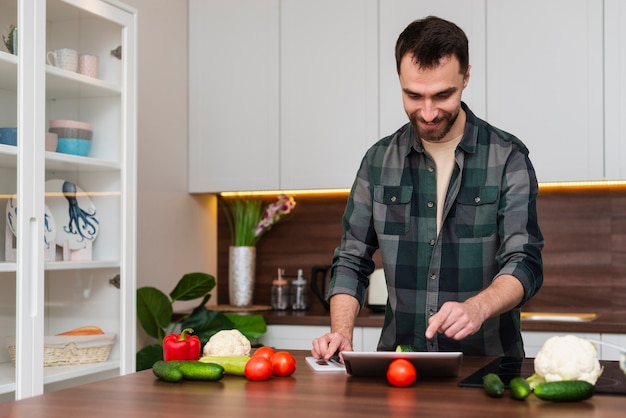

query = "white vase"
[228,246,256,307]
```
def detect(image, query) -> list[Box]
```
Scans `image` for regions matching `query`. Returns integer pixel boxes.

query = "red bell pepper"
[163,328,201,361]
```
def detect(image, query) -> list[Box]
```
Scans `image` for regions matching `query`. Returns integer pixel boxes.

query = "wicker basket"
[5,333,116,367]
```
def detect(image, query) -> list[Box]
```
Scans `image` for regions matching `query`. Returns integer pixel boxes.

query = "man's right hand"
[311,332,353,362]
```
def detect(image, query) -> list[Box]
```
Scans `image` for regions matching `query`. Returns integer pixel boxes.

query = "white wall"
[122,0,217,345]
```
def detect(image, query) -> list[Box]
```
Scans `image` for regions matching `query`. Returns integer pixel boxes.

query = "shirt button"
[429,274,437,280]
[428,309,435,316]
[474,196,481,203]
[391,196,397,202]
[427,201,434,208]
[428,166,435,173]
[429,239,435,246]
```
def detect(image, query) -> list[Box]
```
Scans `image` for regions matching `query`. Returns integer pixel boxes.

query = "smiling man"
[311,16,544,360]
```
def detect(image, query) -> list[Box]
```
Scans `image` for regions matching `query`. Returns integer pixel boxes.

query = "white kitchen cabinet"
[0,0,136,401]
[188,0,378,192]
[604,0,626,180]
[486,0,605,183]
[522,331,626,361]
[279,0,378,190]
[522,331,602,358]
[259,324,381,352]
[378,0,487,136]
[600,334,626,362]
[188,0,280,193]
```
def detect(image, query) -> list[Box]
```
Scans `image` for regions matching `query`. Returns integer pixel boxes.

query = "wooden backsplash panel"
[217,187,626,314]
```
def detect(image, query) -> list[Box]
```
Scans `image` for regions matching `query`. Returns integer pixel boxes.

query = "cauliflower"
[203,329,251,357]
[533,335,604,385]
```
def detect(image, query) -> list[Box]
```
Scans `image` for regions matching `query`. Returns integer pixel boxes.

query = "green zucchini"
[152,360,183,383]
[198,355,250,376]
[483,373,505,398]
[509,377,531,400]
[534,380,595,402]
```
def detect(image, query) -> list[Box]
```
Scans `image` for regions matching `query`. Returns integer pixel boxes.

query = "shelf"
[43,360,119,384]
[0,262,17,273]
[47,66,121,99]
[44,260,120,271]
[45,152,121,172]
[0,363,15,395]
[0,146,120,172]
[0,360,120,395]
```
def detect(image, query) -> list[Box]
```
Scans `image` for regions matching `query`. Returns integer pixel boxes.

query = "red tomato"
[269,351,296,377]
[244,356,273,381]
[386,359,417,387]
[252,346,276,360]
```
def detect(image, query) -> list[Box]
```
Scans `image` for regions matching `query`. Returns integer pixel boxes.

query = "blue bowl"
[56,137,92,156]
[0,127,18,146]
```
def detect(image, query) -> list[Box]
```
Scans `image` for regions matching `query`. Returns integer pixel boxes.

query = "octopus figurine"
[62,181,99,245]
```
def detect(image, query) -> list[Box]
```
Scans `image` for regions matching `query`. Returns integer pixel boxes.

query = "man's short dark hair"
[395,15,469,75]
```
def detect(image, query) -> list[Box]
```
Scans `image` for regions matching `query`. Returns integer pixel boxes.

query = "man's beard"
[409,107,460,142]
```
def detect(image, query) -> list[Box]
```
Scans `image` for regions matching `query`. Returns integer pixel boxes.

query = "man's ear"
[463,65,471,88]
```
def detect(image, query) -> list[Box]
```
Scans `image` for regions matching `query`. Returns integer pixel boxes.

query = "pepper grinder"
[271,268,289,310]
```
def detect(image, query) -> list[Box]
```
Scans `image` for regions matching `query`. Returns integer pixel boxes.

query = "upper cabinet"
[279,0,377,190]
[188,0,378,192]
[604,0,626,180]
[0,0,136,401]
[188,0,280,192]
[485,0,605,183]
[189,0,626,191]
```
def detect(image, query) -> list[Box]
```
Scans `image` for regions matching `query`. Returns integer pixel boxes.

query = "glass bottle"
[290,269,309,311]
[271,268,289,310]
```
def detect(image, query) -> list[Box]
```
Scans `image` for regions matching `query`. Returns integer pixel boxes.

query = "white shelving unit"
[0,0,136,401]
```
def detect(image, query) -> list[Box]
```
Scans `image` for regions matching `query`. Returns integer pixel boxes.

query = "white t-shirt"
[421,134,463,235]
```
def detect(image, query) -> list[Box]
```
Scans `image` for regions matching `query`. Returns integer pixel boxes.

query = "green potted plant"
[136,272,267,371]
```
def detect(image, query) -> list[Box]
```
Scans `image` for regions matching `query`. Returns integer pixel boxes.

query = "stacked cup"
[48,120,93,156]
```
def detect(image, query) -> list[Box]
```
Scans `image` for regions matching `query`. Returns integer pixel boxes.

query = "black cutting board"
[458,357,626,395]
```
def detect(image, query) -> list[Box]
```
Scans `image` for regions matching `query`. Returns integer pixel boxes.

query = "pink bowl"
[49,119,93,131]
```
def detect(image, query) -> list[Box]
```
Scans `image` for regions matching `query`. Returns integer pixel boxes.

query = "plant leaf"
[224,313,267,339]
[181,308,235,345]
[169,272,216,302]
[136,343,164,371]
[137,287,173,339]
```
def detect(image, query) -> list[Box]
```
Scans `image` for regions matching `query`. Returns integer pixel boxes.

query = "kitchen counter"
[2,352,624,417]
[261,309,626,334]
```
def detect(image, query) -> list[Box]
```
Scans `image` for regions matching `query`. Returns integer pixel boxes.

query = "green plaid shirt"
[328,103,544,357]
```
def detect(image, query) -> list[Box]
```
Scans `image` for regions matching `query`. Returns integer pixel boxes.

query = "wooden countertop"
[2,352,624,417]
[260,308,626,334]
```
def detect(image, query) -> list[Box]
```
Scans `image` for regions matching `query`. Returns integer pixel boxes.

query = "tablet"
[341,351,463,378]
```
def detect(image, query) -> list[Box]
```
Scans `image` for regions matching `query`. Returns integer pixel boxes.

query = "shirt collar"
[405,102,479,156]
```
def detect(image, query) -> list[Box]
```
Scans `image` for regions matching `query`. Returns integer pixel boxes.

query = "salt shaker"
[290,268,309,311]
[271,268,289,310]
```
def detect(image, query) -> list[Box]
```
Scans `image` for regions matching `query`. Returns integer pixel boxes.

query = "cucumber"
[177,361,225,381]
[152,360,184,383]
[509,377,531,400]
[534,380,595,402]
[395,344,420,352]
[199,356,250,376]
[483,373,505,398]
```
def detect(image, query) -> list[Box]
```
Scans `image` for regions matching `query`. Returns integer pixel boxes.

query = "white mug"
[78,54,99,78]
[47,48,78,72]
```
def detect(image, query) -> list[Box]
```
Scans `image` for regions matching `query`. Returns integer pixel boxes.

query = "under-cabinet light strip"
[220,180,626,197]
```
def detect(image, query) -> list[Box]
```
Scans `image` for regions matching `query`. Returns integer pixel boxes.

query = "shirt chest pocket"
[373,185,413,235]
[454,186,499,238]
